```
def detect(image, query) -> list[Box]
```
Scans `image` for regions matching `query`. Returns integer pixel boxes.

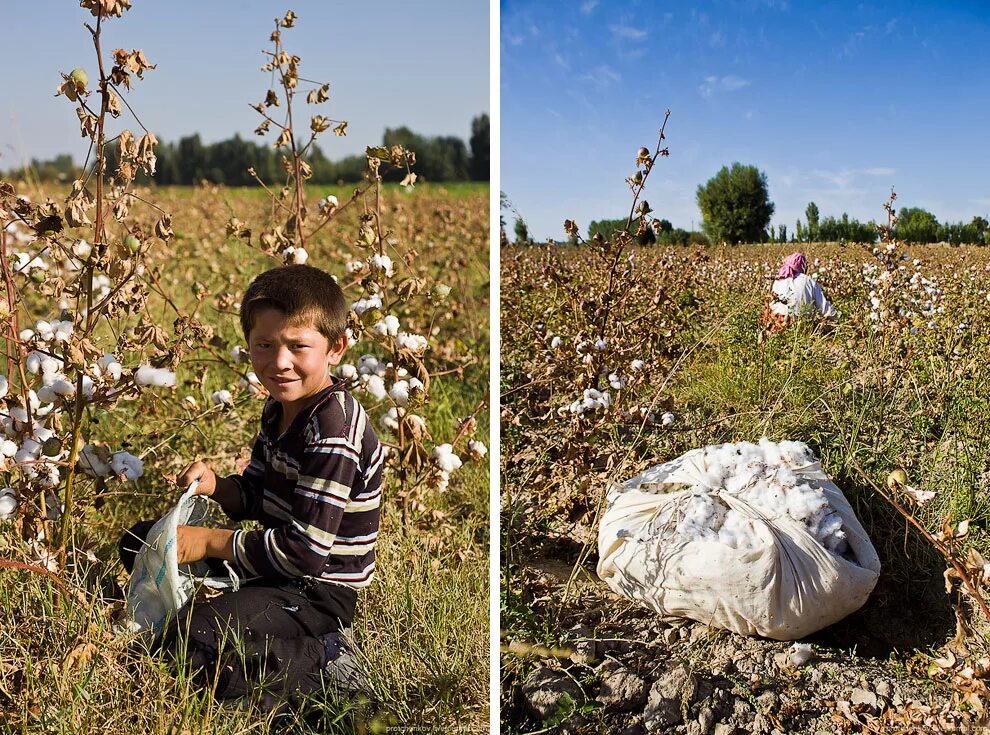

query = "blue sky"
[2,1,488,169]
[501,1,990,240]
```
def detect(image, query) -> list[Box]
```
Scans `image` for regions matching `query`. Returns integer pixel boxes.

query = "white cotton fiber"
[666,439,848,556]
[111,451,144,480]
[362,374,388,401]
[134,365,176,388]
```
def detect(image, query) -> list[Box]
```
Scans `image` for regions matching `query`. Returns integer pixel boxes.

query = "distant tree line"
[784,201,989,245]
[4,114,489,186]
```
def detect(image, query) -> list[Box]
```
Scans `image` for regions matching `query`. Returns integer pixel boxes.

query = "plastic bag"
[597,440,881,640]
[126,483,238,633]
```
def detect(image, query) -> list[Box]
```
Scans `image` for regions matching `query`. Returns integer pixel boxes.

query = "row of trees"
[6,114,489,185]
[698,164,990,245]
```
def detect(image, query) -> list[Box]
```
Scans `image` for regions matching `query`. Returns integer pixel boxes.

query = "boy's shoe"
[320,627,369,694]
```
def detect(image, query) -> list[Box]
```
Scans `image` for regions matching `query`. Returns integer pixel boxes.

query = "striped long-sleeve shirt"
[224,380,383,588]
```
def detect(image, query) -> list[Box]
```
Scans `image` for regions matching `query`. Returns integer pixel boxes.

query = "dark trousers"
[120,522,357,712]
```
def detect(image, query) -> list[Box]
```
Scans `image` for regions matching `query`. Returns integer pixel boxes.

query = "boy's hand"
[178,461,217,496]
[176,526,234,564]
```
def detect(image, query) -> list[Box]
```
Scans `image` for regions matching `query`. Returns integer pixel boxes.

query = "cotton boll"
[14,439,42,465]
[335,363,357,380]
[661,412,675,427]
[72,239,92,258]
[608,373,626,390]
[51,379,76,397]
[135,365,177,388]
[370,254,393,276]
[25,352,43,374]
[111,451,144,480]
[432,443,462,473]
[291,247,309,265]
[788,643,814,667]
[0,488,17,519]
[549,336,562,349]
[357,355,381,376]
[239,372,265,396]
[37,464,60,489]
[0,440,16,457]
[382,314,400,336]
[211,390,233,406]
[0,375,6,400]
[389,380,410,406]
[362,374,388,401]
[351,296,383,316]
[19,329,34,342]
[40,356,63,376]
[52,321,73,342]
[36,385,58,404]
[468,440,487,461]
[345,260,364,274]
[34,320,54,341]
[630,359,645,371]
[230,345,246,363]
[380,407,401,431]
[395,333,428,355]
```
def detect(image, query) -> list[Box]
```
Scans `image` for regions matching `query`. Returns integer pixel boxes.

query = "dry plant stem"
[625,110,670,229]
[848,457,990,626]
[60,15,108,555]
[275,31,307,251]
[0,559,70,599]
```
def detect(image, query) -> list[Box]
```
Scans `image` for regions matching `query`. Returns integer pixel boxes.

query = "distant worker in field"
[761,251,837,334]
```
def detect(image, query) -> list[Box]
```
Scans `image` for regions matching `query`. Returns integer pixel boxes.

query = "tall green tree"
[513,217,530,244]
[468,113,489,181]
[805,202,819,242]
[895,207,939,243]
[696,163,775,244]
[587,218,629,240]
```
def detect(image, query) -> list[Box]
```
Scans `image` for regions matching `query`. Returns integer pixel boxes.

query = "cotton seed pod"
[887,469,908,490]
[69,68,89,88]
[41,437,62,457]
[123,234,140,253]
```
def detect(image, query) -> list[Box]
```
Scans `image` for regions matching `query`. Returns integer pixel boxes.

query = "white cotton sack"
[126,485,239,633]
[598,439,880,640]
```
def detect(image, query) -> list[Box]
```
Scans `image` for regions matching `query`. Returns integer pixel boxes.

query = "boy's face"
[248,308,347,412]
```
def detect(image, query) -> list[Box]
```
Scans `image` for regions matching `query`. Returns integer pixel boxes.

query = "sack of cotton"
[597,439,880,640]
[126,484,238,633]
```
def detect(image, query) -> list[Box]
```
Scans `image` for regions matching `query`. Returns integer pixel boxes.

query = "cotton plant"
[0,0,204,559]
[217,11,480,508]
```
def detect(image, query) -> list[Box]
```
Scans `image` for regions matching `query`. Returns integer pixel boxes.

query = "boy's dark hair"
[240,264,348,342]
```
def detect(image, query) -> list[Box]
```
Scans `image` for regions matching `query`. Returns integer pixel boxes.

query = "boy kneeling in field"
[119,264,383,711]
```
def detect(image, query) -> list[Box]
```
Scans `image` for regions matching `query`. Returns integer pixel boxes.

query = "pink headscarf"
[777,252,806,279]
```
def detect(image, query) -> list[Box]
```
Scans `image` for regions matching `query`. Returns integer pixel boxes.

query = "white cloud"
[813,167,896,189]
[580,65,621,88]
[699,75,751,98]
[580,0,598,14]
[812,169,856,189]
[610,24,647,41]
